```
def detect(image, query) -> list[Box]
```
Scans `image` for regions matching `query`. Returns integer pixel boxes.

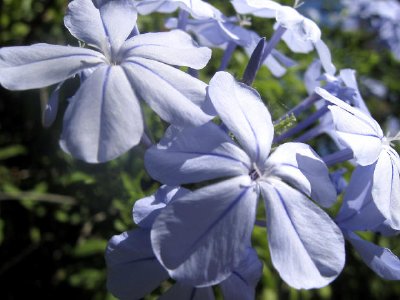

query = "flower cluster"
[1,0,399,299]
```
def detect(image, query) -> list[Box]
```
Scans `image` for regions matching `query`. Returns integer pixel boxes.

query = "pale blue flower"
[316,87,400,230]
[231,1,336,74]
[145,71,344,289]
[0,0,212,163]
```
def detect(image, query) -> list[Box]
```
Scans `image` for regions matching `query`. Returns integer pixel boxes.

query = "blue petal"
[265,142,337,208]
[372,148,400,229]
[133,185,191,228]
[336,164,385,231]
[65,0,137,55]
[145,122,251,185]
[260,179,345,289]
[345,230,400,280]
[316,87,383,166]
[60,65,143,163]
[231,0,281,18]
[208,71,274,165]
[122,57,213,127]
[105,229,169,300]
[220,247,263,300]
[0,44,105,90]
[43,81,63,128]
[121,30,211,69]
[151,175,258,286]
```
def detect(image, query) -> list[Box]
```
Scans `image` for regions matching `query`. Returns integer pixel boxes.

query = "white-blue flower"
[0,0,212,163]
[316,87,400,230]
[145,71,344,289]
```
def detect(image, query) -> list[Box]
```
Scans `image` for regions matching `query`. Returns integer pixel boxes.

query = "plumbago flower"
[231,0,336,74]
[316,87,400,230]
[144,71,345,289]
[165,14,297,76]
[0,0,212,163]
[106,185,263,300]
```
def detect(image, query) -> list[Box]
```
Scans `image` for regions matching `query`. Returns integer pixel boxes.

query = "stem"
[218,41,237,71]
[322,148,354,167]
[274,93,320,125]
[274,105,329,143]
[295,124,324,143]
[177,9,189,30]
[260,25,287,65]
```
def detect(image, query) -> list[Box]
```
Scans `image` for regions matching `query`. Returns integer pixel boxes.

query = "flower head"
[0,0,212,163]
[145,71,344,289]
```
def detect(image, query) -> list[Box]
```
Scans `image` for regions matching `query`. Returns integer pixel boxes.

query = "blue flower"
[0,0,212,163]
[145,71,344,289]
[232,1,336,74]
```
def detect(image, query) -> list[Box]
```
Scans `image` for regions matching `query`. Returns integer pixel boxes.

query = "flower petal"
[314,40,336,75]
[121,30,211,69]
[145,123,251,185]
[335,164,385,231]
[123,57,213,127]
[43,81,63,128]
[60,65,143,163]
[208,71,274,164]
[136,0,221,20]
[316,87,383,166]
[0,44,104,90]
[65,0,137,54]
[231,0,282,18]
[151,175,258,286]
[133,185,191,228]
[372,147,400,230]
[260,179,345,289]
[105,229,169,300]
[220,247,263,300]
[265,142,337,208]
[345,230,400,280]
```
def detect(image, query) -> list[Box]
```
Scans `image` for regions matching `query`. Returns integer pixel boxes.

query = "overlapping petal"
[136,0,221,20]
[316,87,383,166]
[60,65,143,163]
[133,185,190,228]
[344,230,400,280]
[372,148,400,229]
[260,179,345,289]
[151,176,258,286]
[265,142,336,208]
[120,30,211,69]
[208,71,274,164]
[105,229,169,300]
[231,0,282,18]
[65,0,137,55]
[145,122,251,185]
[335,164,385,231]
[220,248,263,300]
[122,57,212,127]
[0,44,105,90]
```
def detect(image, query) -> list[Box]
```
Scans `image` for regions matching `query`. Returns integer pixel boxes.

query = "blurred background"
[1,0,400,299]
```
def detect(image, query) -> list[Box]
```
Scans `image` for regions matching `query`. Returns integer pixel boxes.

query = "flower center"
[249,163,262,181]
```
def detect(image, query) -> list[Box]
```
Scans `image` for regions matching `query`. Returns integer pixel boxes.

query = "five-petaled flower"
[0,0,212,163]
[145,71,345,289]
